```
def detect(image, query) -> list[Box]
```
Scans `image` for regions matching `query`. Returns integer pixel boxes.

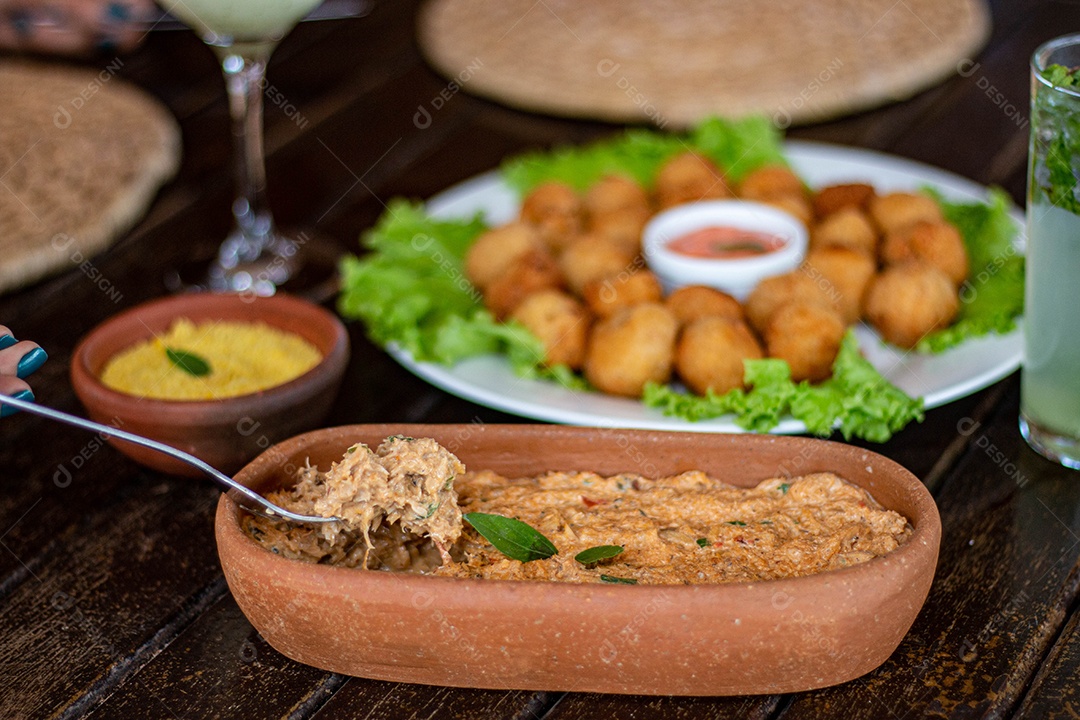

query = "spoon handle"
[0,393,335,524]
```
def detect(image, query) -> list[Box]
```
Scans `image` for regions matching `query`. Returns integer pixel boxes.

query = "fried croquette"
[675,317,763,396]
[583,270,663,318]
[764,302,846,383]
[520,182,583,252]
[654,152,731,209]
[483,249,563,319]
[869,192,942,235]
[464,222,541,290]
[589,208,649,255]
[881,220,969,286]
[665,285,744,325]
[584,303,678,397]
[509,289,591,369]
[863,264,959,348]
[744,270,837,334]
[738,165,804,202]
[810,207,878,256]
[812,183,875,218]
[763,193,814,227]
[802,247,876,325]
[558,234,637,295]
[584,175,651,219]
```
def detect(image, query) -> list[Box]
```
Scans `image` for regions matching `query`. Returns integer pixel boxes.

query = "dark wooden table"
[3,1,1080,717]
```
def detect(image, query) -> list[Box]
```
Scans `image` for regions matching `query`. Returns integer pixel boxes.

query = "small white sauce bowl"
[643,200,808,301]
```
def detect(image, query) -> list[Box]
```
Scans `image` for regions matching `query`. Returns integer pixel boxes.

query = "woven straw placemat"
[0,61,180,294]
[419,0,990,128]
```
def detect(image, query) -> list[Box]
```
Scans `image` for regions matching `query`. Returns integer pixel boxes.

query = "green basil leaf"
[464,512,557,562]
[574,545,624,566]
[600,574,637,585]
[165,348,211,377]
[696,538,709,548]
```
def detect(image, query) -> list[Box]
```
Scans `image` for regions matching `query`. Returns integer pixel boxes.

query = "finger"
[0,340,44,377]
[0,377,33,418]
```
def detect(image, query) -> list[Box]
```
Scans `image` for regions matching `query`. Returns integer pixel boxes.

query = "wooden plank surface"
[1,0,1078,717]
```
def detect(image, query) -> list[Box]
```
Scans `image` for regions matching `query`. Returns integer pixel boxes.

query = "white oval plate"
[386,141,1023,434]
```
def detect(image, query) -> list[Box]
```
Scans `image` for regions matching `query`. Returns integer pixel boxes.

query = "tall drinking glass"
[160,0,321,295]
[1021,34,1080,469]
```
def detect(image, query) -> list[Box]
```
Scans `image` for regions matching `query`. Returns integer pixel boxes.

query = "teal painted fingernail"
[16,348,47,379]
[105,2,131,22]
[1,390,33,418]
[0,335,15,350]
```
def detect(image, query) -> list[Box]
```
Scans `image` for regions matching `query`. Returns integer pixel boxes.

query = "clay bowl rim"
[70,292,350,421]
[218,424,940,598]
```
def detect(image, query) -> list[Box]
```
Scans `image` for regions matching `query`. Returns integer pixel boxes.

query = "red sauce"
[667,226,786,259]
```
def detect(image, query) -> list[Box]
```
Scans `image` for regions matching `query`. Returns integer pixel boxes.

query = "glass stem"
[216,46,277,265]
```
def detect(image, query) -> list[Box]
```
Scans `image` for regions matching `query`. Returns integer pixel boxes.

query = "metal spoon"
[0,393,339,525]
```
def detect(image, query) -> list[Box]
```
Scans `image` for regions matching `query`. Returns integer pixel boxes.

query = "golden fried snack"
[810,207,878,256]
[584,175,651,219]
[802,247,876,325]
[483,248,563,319]
[654,152,731,209]
[881,220,969,286]
[520,182,584,253]
[863,264,960,349]
[510,289,591,369]
[868,192,942,235]
[665,285,744,325]
[582,269,662,318]
[812,183,875,219]
[464,222,541,290]
[584,303,678,397]
[558,234,637,295]
[744,270,836,334]
[589,208,650,255]
[738,165,804,201]
[764,302,846,383]
[675,316,763,395]
[763,193,814,227]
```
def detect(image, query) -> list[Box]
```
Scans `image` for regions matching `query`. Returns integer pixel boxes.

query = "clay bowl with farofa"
[71,293,349,477]
[215,424,940,696]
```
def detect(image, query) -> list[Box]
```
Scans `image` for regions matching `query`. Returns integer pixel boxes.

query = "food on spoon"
[881,220,969,287]
[868,192,943,235]
[864,264,960,348]
[811,182,876,218]
[802,246,876,324]
[582,269,663,318]
[244,436,913,585]
[584,303,678,397]
[665,285,745,325]
[675,316,763,395]
[509,289,591,369]
[654,152,731,209]
[99,318,322,400]
[763,302,847,383]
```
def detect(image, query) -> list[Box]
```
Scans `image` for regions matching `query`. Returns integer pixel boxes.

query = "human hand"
[0,0,155,56]
[0,326,47,417]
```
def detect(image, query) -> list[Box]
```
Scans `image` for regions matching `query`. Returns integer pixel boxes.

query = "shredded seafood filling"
[244,437,911,584]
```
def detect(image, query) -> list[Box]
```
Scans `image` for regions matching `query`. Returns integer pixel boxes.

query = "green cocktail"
[1021,34,1080,469]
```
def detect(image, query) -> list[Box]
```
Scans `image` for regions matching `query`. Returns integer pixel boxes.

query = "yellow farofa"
[100,318,322,400]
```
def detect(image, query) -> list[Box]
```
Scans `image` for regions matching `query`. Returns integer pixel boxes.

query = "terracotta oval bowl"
[216,424,940,696]
[71,293,349,477]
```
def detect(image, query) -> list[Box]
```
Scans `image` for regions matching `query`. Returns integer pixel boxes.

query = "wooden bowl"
[71,293,349,477]
[216,424,941,696]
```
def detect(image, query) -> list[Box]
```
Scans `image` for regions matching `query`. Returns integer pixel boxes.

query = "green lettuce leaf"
[918,188,1024,353]
[643,332,924,441]
[502,116,786,193]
